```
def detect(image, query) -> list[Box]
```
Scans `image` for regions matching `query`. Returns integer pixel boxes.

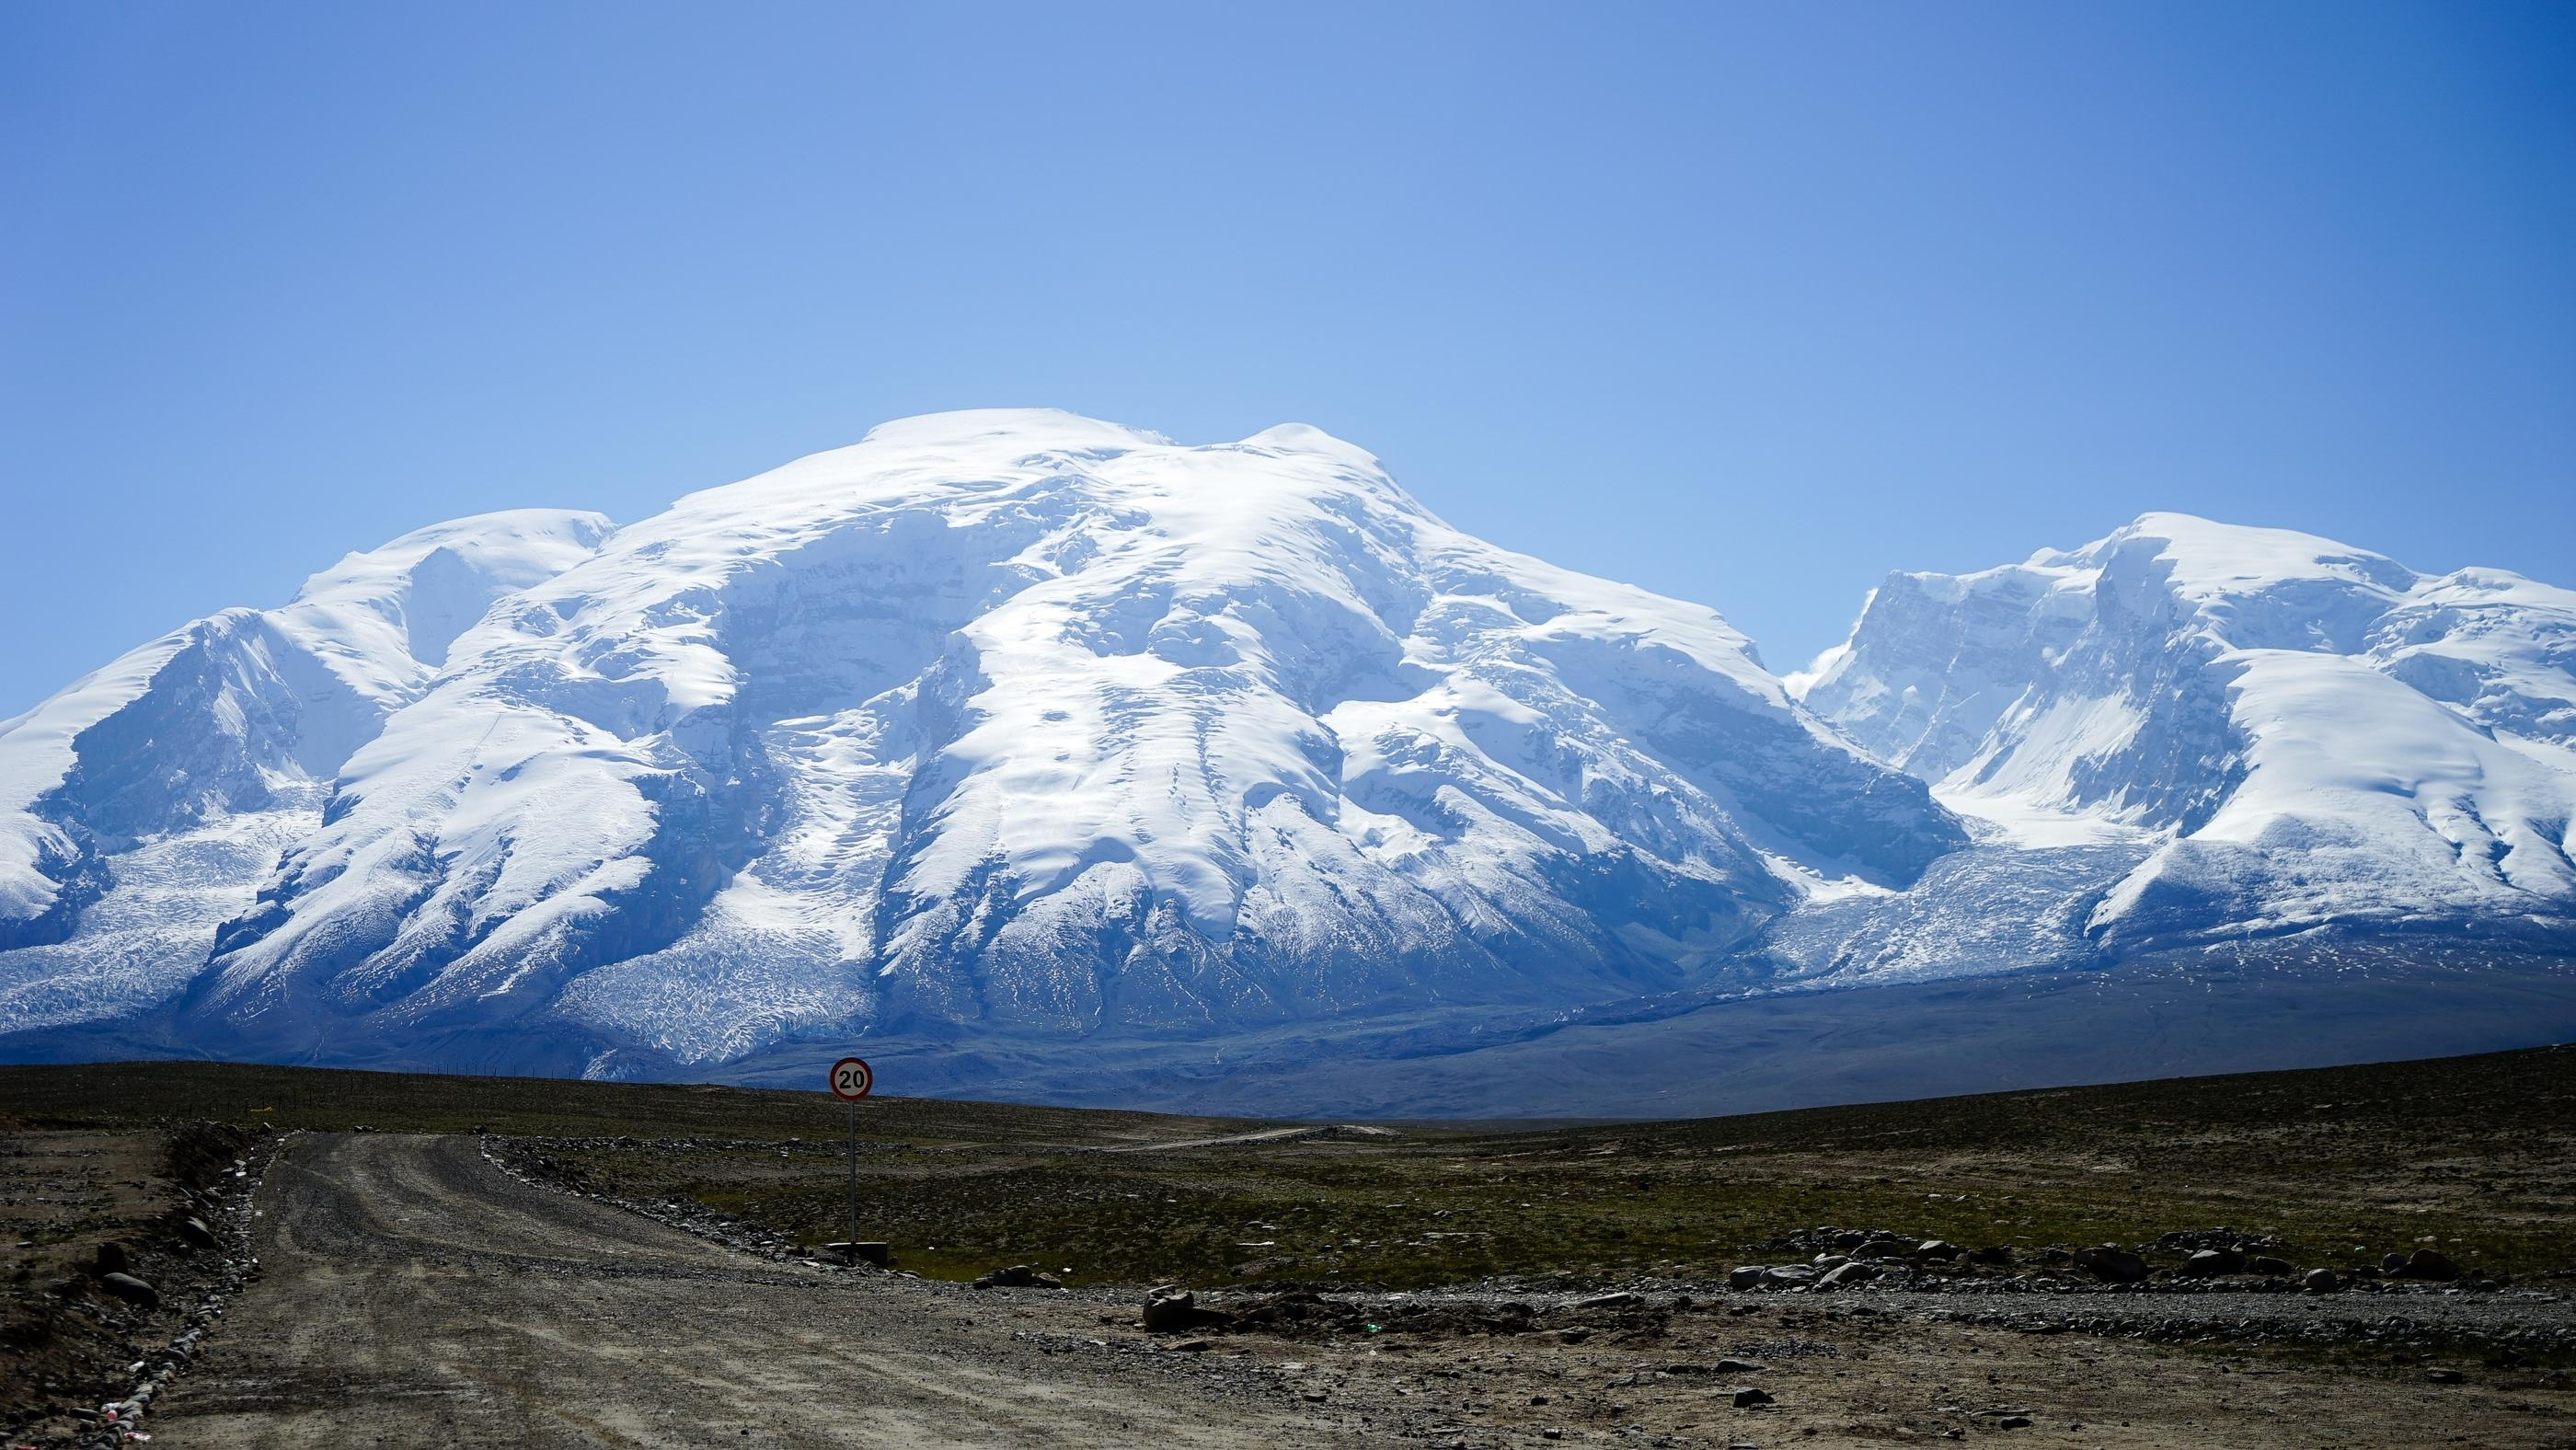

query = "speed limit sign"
[829,1056,873,1100]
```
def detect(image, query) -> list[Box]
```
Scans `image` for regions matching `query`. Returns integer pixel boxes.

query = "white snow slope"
[3,411,1966,1069]
[1794,512,2576,955]
[0,511,614,1031]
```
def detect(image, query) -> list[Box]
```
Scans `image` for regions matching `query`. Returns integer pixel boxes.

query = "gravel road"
[144,1133,1351,1447]
[134,1132,2576,1448]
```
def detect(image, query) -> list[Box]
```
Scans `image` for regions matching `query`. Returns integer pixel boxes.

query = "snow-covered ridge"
[1797,512,2576,949]
[0,509,611,995]
[5,434,2570,1082]
[4,411,1960,1063]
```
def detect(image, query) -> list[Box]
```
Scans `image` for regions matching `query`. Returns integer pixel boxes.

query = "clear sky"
[4,1,2570,719]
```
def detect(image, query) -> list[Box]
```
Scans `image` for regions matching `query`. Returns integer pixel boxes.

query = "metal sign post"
[828,1055,873,1261]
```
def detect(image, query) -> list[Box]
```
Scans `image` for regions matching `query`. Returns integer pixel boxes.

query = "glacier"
[3,424,2570,1113]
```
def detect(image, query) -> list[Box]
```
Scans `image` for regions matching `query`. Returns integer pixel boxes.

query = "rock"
[2180,1248,2245,1277]
[1855,1238,1914,1260]
[98,1272,158,1308]
[1819,1261,1879,1289]
[1570,1291,1641,1311]
[2401,1249,2462,1282]
[2073,1246,2150,1283]
[1727,1266,1766,1290]
[2303,1269,2340,1293]
[1143,1286,1200,1332]
[1971,1246,2014,1265]
[93,1242,132,1277]
[1914,1239,1960,1261]
[1759,1266,1818,1289]
[177,1217,219,1252]
[1997,1414,2033,1429]
[2247,1255,2294,1276]
[1732,1387,1773,1408]
[1713,1359,1766,1374]
[1811,1253,1849,1270]
[2381,1251,2409,1274]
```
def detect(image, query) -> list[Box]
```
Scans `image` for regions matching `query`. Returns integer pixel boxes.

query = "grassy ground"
[5,1045,2570,1290]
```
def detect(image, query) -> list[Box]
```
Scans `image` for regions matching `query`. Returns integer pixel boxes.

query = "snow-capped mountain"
[2,410,1961,1075]
[1792,512,2576,955]
[0,512,612,1028]
[3,427,2569,1110]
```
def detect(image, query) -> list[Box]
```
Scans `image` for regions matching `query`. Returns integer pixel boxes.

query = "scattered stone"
[1143,1285,1201,1332]
[1570,1291,1641,1312]
[98,1272,158,1308]
[2073,1246,2150,1283]
[2180,1248,2245,1277]
[2401,1249,2462,1282]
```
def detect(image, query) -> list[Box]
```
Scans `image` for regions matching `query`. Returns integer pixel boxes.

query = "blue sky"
[4,1,2570,718]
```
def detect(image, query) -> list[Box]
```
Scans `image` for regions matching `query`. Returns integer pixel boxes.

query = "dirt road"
[138,1132,2576,1448]
[147,1133,1349,1447]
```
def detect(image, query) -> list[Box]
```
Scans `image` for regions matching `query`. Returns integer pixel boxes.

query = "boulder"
[2380,1252,2410,1274]
[1727,1266,1767,1290]
[2303,1269,2340,1293]
[2073,1246,2149,1283]
[2401,1249,2461,1282]
[1732,1387,1773,1408]
[1914,1240,1960,1261]
[177,1217,220,1252]
[1818,1261,1878,1290]
[2179,1248,2245,1277]
[1759,1266,1818,1289]
[1143,1285,1200,1332]
[1854,1238,1914,1260]
[98,1272,157,1308]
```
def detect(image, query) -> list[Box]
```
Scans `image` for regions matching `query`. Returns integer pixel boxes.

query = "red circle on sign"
[829,1056,873,1100]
